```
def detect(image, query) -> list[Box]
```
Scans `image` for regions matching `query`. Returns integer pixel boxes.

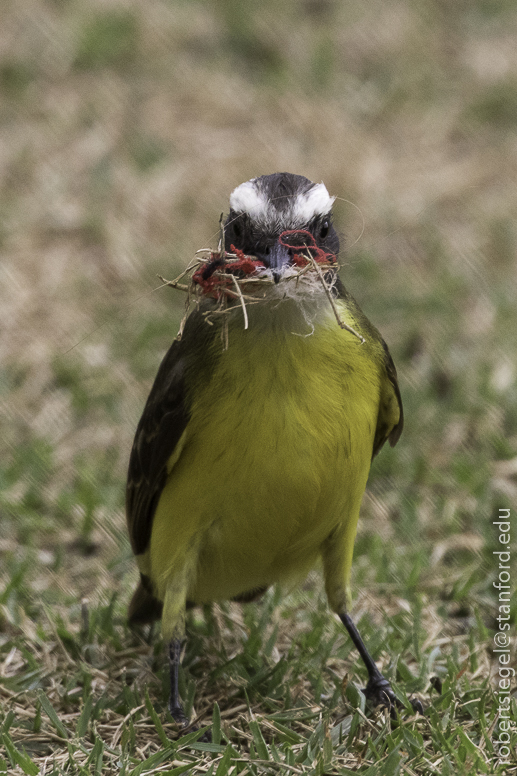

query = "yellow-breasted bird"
[126,172,420,724]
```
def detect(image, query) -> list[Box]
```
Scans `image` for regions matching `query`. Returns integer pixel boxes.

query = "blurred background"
[1,0,516,768]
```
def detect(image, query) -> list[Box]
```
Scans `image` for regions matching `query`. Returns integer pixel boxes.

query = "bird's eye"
[320,219,329,240]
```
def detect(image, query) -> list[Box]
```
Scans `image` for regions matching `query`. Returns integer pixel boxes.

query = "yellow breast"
[150,292,380,602]
[149,296,384,607]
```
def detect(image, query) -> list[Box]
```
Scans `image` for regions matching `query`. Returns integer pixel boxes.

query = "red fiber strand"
[192,231,335,297]
[278,229,336,268]
[192,246,264,298]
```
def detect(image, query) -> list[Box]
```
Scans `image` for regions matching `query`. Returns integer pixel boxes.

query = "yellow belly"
[149,300,382,612]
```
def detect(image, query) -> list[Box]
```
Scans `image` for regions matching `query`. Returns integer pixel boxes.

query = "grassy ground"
[1,0,516,773]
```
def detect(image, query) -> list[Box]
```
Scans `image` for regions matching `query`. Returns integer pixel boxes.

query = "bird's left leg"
[339,612,423,715]
[322,527,423,717]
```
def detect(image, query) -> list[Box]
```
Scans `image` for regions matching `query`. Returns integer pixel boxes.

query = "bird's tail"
[128,578,163,624]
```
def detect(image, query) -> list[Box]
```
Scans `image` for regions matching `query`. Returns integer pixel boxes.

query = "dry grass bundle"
[159,229,365,346]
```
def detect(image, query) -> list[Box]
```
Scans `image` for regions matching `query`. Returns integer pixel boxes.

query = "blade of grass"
[144,688,171,747]
[37,690,69,739]
[249,719,270,761]
[212,701,221,745]
[1,732,39,776]
[75,694,93,738]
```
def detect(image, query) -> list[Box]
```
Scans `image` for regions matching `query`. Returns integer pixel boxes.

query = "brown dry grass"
[1,0,516,773]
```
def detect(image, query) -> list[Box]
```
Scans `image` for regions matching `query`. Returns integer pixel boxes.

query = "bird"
[126,171,419,725]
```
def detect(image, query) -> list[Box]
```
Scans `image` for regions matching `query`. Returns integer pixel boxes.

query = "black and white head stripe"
[229,173,335,229]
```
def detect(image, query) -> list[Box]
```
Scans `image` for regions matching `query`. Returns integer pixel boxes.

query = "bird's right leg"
[168,638,189,725]
[162,577,190,726]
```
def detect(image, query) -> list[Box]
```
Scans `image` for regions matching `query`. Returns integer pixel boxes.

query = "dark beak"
[259,241,291,284]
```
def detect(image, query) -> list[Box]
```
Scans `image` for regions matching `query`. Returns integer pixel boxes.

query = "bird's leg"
[168,638,189,726]
[340,613,423,716]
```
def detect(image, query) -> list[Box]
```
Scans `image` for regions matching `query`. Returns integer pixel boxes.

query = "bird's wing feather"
[372,341,403,458]
[126,307,218,557]
[334,275,403,459]
[126,338,191,557]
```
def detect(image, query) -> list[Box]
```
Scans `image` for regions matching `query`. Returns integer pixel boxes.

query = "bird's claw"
[168,702,212,742]
[363,675,423,718]
[408,696,424,715]
[168,703,190,728]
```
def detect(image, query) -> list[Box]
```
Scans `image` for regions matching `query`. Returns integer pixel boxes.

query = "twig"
[218,212,225,254]
[222,314,229,350]
[307,251,365,344]
[231,274,249,330]
[157,274,190,292]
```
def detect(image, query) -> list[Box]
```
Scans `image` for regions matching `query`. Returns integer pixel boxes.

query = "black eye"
[233,220,242,239]
[320,219,329,239]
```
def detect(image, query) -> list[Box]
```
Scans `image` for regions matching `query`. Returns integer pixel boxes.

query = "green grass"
[0,585,512,773]
[1,0,517,773]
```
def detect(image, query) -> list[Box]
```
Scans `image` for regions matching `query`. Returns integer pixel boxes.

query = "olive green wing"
[126,338,191,559]
[372,340,403,458]
[126,308,218,622]
[334,275,403,458]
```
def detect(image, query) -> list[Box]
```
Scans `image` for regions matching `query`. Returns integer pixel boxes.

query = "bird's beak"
[263,241,291,284]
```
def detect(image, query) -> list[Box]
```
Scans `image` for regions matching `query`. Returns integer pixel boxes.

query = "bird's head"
[224,173,339,283]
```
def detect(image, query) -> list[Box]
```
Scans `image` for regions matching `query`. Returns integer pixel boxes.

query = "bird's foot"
[168,701,190,728]
[168,700,212,742]
[363,674,423,718]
